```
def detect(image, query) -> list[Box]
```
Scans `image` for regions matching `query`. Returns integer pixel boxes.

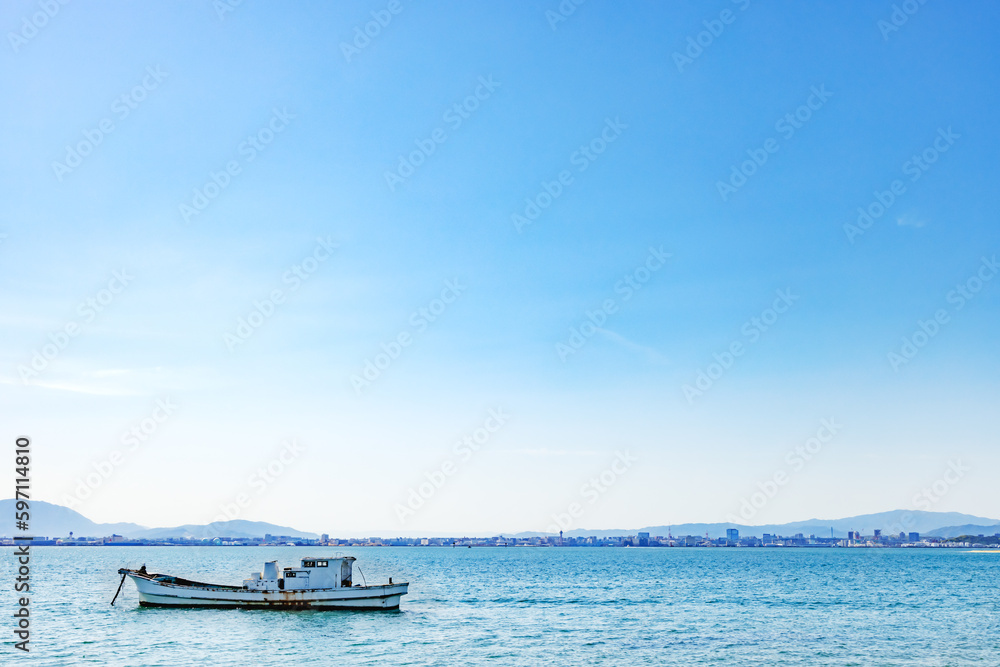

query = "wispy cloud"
[25,379,141,396]
[596,328,670,365]
[897,214,925,228]
[0,375,140,396]
[1,365,210,395]
[501,448,602,458]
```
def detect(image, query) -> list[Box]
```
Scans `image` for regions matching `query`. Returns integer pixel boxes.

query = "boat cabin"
[244,556,355,591]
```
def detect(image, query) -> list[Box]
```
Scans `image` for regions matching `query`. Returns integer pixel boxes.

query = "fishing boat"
[113,556,408,609]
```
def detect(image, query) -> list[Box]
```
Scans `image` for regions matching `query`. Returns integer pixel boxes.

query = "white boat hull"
[122,571,408,610]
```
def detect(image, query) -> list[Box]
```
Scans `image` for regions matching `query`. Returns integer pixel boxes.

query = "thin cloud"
[15,378,140,396]
[0,365,208,395]
[501,448,602,458]
[596,328,670,365]
[897,214,926,228]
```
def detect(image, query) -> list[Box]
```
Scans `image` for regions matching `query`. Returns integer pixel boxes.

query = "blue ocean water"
[2,546,999,665]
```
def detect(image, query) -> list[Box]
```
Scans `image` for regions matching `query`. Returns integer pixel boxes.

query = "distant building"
[321,533,329,543]
[908,532,920,542]
[873,529,882,540]
[726,528,739,542]
[637,532,649,547]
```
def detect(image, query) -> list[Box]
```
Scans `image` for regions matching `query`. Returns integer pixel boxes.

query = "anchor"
[110,571,127,606]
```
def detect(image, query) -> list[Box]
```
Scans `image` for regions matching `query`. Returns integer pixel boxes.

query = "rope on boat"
[356,566,367,587]
[110,572,127,606]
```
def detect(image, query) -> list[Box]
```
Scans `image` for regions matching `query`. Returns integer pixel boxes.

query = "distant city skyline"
[3,499,997,544]
[2,2,998,533]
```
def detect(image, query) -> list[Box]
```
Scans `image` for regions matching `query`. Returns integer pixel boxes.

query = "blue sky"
[2,1,998,535]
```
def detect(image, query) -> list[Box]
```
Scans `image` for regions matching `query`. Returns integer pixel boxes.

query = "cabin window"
[303,560,315,567]
[286,572,296,577]
[317,561,328,567]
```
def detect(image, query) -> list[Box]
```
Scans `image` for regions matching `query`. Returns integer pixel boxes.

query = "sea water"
[2,546,999,665]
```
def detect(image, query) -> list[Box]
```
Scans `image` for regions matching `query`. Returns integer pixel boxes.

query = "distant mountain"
[760,510,998,537]
[0,499,317,540]
[4,501,996,541]
[132,520,317,540]
[925,523,1000,539]
[0,499,145,538]
[522,510,1000,540]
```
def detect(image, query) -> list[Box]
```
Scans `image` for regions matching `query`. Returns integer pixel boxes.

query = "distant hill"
[925,523,1000,539]
[0,499,317,540]
[132,520,317,540]
[0,499,145,538]
[4,500,996,541]
[519,510,1000,539]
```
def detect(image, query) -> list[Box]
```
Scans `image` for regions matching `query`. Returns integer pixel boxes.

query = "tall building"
[873,529,882,540]
[726,528,739,542]
[908,532,920,542]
